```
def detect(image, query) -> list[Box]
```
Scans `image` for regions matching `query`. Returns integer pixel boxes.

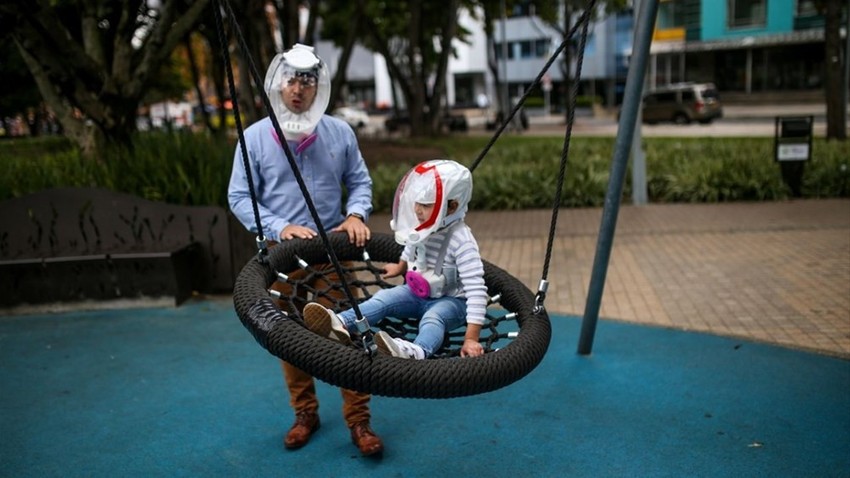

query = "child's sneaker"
[303,303,351,345]
[374,331,425,359]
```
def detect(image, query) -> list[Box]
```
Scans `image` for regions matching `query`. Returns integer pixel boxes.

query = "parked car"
[332,106,371,131]
[640,82,723,125]
[384,110,468,133]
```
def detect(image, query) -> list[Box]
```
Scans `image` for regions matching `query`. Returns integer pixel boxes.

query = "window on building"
[494,42,516,60]
[454,75,476,107]
[535,39,550,58]
[795,0,818,16]
[657,0,685,29]
[520,40,533,58]
[728,0,766,28]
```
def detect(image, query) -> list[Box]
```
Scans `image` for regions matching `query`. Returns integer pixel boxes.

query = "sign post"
[542,73,552,115]
[774,116,813,197]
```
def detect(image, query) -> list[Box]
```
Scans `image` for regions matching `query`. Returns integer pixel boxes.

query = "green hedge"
[1,133,848,212]
[0,131,232,207]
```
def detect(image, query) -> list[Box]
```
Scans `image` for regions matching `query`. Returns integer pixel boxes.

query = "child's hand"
[460,339,484,358]
[382,261,406,279]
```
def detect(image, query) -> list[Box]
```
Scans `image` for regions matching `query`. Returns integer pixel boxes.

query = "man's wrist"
[348,213,364,222]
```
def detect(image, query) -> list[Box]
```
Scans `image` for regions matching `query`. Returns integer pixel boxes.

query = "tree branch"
[127,0,210,98]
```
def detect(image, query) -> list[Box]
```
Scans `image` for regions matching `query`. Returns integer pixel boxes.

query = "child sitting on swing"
[304,159,487,359]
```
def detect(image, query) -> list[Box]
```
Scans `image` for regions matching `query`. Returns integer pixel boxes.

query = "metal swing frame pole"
[577,0,658,355]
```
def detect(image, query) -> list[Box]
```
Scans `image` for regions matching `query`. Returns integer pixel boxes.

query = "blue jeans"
[338,285,468,357]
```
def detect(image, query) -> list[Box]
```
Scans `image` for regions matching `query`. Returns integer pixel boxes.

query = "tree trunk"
[231,0,274,125]
[304,0,320,44]
[563,3,574,125]
[245,0,276,70]
[427,0,459,133]
[4,0,209,152]
[237,57,260,125]
[198,19,228,135]
[185,36,214,134]
[823,0,847,140]
[483,7,504,120]
[406,0,428,135]
[16,39,100,154]
[328,6,363,111]
[360,0,460,137]
[276,0,300,48]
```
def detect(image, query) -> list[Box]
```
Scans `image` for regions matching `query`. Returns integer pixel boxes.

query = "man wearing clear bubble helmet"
[227,44,382,456]
[303,160,488,360]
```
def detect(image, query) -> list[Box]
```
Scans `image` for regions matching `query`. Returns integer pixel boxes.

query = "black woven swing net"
[232,232,552,399]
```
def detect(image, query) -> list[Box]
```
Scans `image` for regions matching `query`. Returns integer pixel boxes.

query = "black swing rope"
[468,0,598,313]
[220,0,596,398]
[212,0,377,353]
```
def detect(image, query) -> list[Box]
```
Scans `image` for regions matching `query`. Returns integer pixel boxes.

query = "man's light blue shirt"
[228,115,373,241]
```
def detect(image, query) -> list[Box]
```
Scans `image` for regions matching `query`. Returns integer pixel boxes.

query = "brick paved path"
[374,199,850,358]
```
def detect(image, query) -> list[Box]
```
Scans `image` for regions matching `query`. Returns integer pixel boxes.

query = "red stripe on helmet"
[414,162,442,232]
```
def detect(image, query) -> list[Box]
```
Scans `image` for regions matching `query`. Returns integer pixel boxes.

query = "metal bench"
[0,188,252,309]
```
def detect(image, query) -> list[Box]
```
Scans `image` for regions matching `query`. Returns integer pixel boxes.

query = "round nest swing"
[232,232,552,399]
[218,0,598,400]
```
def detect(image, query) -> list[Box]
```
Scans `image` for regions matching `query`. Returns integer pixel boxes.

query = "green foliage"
[98,132,233,206]
[645,138,785,202]
[522,96,546,108]
[644,138,850,201]
[461,137,613,209]
[575,95,601,108]
[0,136,73,160]
[1,134,848,212]
[370,163,412,213]
[0,131,233,207]
[443,136,850,208]
[801,139,850,197]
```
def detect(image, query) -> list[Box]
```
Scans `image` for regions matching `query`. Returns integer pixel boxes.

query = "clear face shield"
[264,44,331,141]
[390,160,472,246]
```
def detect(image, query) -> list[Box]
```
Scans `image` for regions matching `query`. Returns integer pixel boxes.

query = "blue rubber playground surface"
[2,298,848,477]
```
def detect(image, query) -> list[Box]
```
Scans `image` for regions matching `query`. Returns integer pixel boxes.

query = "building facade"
[649,0,832,99]
[315,0,837,113]
[317,4,631,113]
[491,4,634,111]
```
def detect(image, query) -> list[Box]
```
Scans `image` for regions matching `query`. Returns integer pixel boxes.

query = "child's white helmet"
[390,159,473,245]
[263,43,330,141]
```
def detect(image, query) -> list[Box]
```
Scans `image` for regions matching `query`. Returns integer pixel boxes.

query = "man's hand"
[332,215,371,247]
[280,224,318,241]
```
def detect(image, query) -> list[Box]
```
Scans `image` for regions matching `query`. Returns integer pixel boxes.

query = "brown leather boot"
[350,421,384,456]
[284,412,320,449]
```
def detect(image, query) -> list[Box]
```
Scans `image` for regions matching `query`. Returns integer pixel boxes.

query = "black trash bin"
[774,116,813,197]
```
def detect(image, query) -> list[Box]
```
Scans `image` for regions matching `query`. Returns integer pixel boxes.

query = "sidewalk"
[527,102,837,124]
[523,103,847,136]
[721,102,830,119]
[371,199,850,358]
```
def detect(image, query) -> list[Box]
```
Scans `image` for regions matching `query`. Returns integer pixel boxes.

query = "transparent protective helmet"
[264,43,330,141]
[390,160,473,246]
